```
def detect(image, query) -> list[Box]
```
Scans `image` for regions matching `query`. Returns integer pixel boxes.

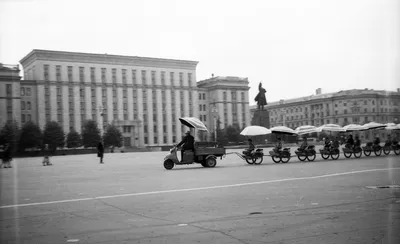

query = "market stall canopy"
[317,124,345,132]
[179,117,209,132]
[294,125,318,135]
[385,123,400,130]
[270,126,297,135]
[362,122,386,130]
[240,126,271,136]
[343,124,366,132]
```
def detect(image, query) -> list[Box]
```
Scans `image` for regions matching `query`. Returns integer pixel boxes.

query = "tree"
[81,120,101,148]
[103,124,123,148]
[18,121,42,151]
[43,121,65,151]
[225,125,240,143]
[0,120,20,153]
[66,129,82,148]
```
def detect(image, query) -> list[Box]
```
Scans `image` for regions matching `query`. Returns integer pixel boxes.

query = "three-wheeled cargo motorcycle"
[163,117,226,170]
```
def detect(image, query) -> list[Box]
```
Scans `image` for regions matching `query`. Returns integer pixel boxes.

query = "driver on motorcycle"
[324,137,331,150]
[242,139,255,156]
[373,136,380,147]
[354,135,361,149]
[274,137,283,152]
[385,135,392,146]
[298,136,308,151]
[332,137,340,149]
[345,135,354,149]
[177,131,195,162]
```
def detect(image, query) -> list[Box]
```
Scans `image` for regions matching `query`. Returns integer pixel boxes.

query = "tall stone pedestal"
[250,110,270,144]
[251,110,270,128]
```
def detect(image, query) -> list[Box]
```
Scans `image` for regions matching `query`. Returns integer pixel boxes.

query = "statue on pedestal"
[254,82,267,110]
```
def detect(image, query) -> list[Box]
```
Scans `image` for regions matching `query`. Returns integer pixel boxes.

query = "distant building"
[250,88,400,141]
[0,64,22,126]
[4,50,252,147]
[197,75,251,139]
[19,49,199,147]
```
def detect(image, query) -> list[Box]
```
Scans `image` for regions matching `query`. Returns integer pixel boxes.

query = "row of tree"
[0,120,123,153]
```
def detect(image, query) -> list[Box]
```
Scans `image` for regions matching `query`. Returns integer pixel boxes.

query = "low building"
[0,64,22,126]
[251,88,400,141]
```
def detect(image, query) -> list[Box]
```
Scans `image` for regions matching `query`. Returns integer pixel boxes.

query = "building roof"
[197,76,249,89]
[20,49,199,69]
[0,63,19,71]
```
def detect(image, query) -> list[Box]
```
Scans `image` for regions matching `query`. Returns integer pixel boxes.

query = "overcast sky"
[1,0,399,105]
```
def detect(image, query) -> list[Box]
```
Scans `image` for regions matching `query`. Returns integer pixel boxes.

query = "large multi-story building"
[0,50,251,147]
[197,75,251,136]
[19,49,200,147]
[251,88,400,141]
[0,64,22,126]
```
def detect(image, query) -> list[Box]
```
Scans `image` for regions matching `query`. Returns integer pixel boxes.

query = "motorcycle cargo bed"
[195,147,226,156]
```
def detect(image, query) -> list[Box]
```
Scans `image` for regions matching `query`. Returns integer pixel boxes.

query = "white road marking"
[66,239,79,242]
[311,203,319,205]
[1,167,399,209]
[177,224,188,226]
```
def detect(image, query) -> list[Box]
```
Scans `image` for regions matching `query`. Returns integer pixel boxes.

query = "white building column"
[175,89,182,141]
[183,90,190,117]
[136,88,144,147]
[96,87,103,133]
[50,85,57,122]
[146,88,154,145]
[117,87,123,120]
[62,85,69,133]
[218,102,224,129]
[127,87,133,120]
[37,84,46,129]
[73,86,81,133]
[156,89,163,145]
[85,86,91,120]
[106,86,113,123]
[166,89,173,144]
[191,90,198,118]
[236,90,243,128]
[227,91,233,126]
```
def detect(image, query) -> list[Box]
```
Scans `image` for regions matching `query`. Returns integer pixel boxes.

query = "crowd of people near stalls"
[294,134,399,153]
[242,133,400,155]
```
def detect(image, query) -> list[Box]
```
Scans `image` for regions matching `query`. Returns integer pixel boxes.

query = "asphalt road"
[1,147,400,244]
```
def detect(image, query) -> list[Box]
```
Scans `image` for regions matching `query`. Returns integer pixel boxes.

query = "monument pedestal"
[251,110,270,128]
[250,110,270,144]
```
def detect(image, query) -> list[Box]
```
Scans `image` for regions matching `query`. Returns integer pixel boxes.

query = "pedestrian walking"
[1,143,12,168]
[97,141,104,164]
[42,144,52,166]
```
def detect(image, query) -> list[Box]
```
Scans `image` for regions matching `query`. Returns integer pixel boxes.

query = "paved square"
[1,149,400,243]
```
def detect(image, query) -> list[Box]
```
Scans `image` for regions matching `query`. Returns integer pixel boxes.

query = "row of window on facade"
[273,115,396,129]
[21,101,32,110]
[44,86,194,105]
[20,87,32,96]
[199,91,246,101]
[21,114,32,124]
[272,99,399,115]
[43,65,194,86]
[271,107,399,122]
